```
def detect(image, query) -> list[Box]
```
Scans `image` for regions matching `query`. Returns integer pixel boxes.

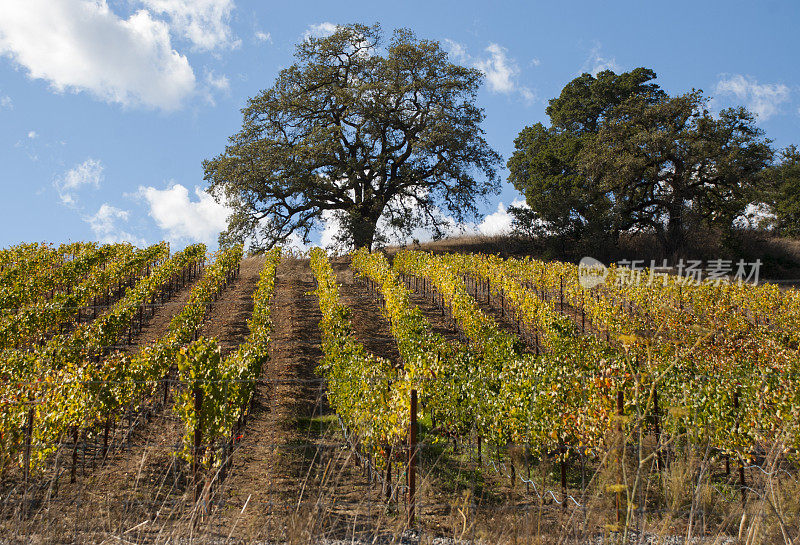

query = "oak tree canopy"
[204,23,501,250]
[508,68,772,256]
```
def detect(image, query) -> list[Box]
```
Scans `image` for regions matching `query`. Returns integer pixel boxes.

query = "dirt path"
[206,256,324,540]
[4,255,484,542]
[200,256,264,355]
[121,267,203,352]
[1,267,203,541]
[208,257,398,543]
[332,257,401,366]
[4,259,264,543]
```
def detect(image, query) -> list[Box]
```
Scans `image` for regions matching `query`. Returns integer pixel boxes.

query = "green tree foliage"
[507,68,666,239]
[764,146,800,235]
[582,93,772,255]
[203,23,501,251]
[509,68,773,256]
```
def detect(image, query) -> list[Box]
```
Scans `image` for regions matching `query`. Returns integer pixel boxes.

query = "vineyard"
[0,241,798,544]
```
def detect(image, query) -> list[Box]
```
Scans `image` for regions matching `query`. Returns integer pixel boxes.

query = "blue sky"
[1,0,798,249]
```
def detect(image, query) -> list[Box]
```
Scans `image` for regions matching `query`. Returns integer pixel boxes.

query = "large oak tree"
[507,68,666,239]
[763,145,800,235]
[204,23,501,250]
[508,68,773,257]
[581,92,772,256]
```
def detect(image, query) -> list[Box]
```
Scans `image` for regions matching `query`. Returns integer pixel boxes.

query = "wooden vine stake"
[193,385,204,503]
[560,443,567,508]
[23,403,34,483]
[102,416,110,458]
[71,427,79,483]
[734,391,747,507]
[163,369,170,405]
[612,388,625,528]
[653,388,664,471]
[384,444,392,500]
[581,290,585,333]
[734,389,748,541]
[408,388,418,528]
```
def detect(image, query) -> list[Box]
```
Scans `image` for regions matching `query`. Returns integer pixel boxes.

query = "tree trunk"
[663,201,687,260]
[350,206,382,250]
[352,227,376,250]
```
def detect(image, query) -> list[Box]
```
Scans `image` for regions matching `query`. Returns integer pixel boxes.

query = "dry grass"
[3,253,800,543]
[385,233,540,259]
[387,230,800,282]
[3,396,800,543]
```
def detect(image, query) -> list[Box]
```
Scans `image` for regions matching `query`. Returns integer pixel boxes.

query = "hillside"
[0,244,797,544]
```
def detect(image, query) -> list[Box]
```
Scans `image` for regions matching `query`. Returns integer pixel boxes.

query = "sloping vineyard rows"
[0,242,112,315]
[310,248,403,459]
[353,248,533,454]
[376,250,616,454]
[0,242,91,283]
[307,245,800,505]
[62,243,247,479]
[0,243,206,471]
[488,254,799,368]
[566,259,800,349]
[0,243,282,501]
[30,245,248,474]
[176,246,281,477]
[397,250,800,462]
[351,249,607,466]
[0,243,169,349]
[349,249,488,445]
[3,240,800,524]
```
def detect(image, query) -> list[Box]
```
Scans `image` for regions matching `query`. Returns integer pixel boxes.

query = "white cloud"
[0,0,196,111]
[138,183,229,245]
[0,95,11,110]
[303,22,337,40]
[715,74,790,121]
[85,203,146,244]
[139,0,239,51]
[255,30,272,43]
[530,57,541,67]
[443,38,469,64]
[423,199,528,239]
[476,201,516,236]
[582,45,621,77]
[27,130,37,139]
[55,158,103,206]
[318,204,450,250]
[734,202,777,230]
[444,40,534,103]
[200,68,229,105]
[519,87,537,105]
[443,198,529,238]
[369,199,531,247]
[319,210,342,249]
[283,232,311,252]
[205,69,230,92]
[474,43,518,94]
